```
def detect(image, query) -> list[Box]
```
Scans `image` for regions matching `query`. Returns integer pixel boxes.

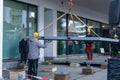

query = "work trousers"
[87,52,93,60]
[27,59,38,80]
[20,53,28,64]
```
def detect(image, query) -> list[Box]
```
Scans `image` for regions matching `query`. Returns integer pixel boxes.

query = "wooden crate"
[70,63,80,67]
[54,73,71,80]
[82,68,95,75]
[43,67,57,72]
[100,64,107,69]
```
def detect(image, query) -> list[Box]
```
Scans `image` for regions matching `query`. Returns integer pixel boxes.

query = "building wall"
[18,0,108,59]
[19,0,108,23]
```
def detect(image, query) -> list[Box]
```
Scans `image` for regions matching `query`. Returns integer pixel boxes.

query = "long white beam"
[39,36,119,42]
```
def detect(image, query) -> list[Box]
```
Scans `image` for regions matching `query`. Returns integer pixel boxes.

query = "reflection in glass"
[57,11,87,55]
[3,0,27,59]
[3,0,37,59]
[28,6,37,36]
[68,20,86,37]
[87,20,101,52]
[57,12,67,55]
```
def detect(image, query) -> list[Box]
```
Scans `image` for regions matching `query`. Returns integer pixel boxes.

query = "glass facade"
[87,20,101,52]
[3,1,113,57]
[57,12,86,55]
[3,0,37,59]
[101,24,113,52]
[57,11,113,55]
[57,12,67,55]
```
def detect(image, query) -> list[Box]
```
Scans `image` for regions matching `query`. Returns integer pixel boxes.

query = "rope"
[72,12,86,26]
[38,11,68,33]
[69,9,76,33]
[73,12,100,37]
[72,3,100,37]
[90,28,100,37]
[38,0,99,38]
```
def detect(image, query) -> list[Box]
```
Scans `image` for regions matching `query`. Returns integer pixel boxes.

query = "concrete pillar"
[38,6,45,62]
[0,0,3,79]
[52,10,57,58]
[44,9,57,59]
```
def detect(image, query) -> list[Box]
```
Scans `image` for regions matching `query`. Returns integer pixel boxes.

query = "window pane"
[57,12,67,55]
[3,0,27,59]
[68,16,86,54]
[28,6,37,36]
[87,20,101,52]
[3,0,37,59]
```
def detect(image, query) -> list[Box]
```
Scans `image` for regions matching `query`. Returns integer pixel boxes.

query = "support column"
[0,0,3,79]
[52,10,57,58]
[38,6,45,62]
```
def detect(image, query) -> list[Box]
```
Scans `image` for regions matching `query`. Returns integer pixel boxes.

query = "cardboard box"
[82,68,95,75]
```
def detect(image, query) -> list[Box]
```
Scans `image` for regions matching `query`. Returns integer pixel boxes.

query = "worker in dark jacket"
[111,34,120,58]
[19,37,29,64]
[85,29,93,60]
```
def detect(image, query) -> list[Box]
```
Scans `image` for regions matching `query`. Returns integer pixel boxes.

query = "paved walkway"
[38,64,107,80]
[77,69,107,80]
[37,53,108,80]
[4,53,109,80]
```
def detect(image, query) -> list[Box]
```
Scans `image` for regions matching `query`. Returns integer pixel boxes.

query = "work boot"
[89,56,93,60]
[87,56,91,60]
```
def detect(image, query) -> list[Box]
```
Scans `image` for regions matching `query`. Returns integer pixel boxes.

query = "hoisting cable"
[69,9,76,33]
[89,28,100,37]
[72,12,100,37]
[72,12,86,26]
[70,2,100,37]
[38,11,68,33]
[37,0,118,43]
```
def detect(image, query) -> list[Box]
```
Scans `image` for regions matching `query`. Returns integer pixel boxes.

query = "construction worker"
[19,37,29,65]
[111,34,120,58]
[85,29,93,60]
[27,32,51,80]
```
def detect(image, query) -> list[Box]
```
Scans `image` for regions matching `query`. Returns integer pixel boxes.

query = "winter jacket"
[28,37,49,59]
[19,39,29,54]
[85,34,93,53]
[111,42,120,53]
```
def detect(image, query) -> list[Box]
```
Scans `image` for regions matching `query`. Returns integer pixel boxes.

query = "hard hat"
[114,34,118,38]
[33,32,39,38]
[87,29,91,33]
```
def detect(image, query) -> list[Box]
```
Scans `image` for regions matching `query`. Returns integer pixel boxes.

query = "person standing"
[27,32,51,80]
[85,29,93,60]
[19,37,29,65]
[111,34,120,58]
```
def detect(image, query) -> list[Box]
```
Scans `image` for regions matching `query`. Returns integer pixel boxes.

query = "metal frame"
[39,36,119,42]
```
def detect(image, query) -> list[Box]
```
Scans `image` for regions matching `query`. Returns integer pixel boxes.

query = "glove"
[47,40,52,43]
[45,40,52,43]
